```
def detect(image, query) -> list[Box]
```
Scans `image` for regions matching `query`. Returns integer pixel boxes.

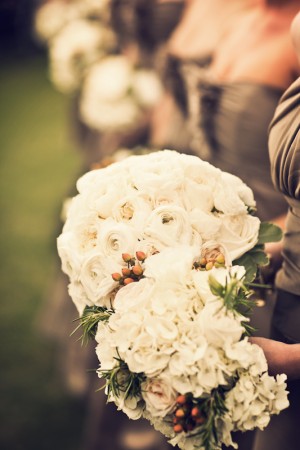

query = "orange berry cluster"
[111,251,146,286]
[173,394,206,434]
[193,253,225,271]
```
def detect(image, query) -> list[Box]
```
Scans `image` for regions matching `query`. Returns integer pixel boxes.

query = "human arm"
[250,337,300,380]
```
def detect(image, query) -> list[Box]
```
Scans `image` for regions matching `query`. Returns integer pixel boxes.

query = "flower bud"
[111,272,122,282]
[132,265,143,276]
[200,257,207,266]
[136,251,146,262]
[124,277,135,285]
[173,424,183,433]
[122,268,131,277]
[122,253,132,263]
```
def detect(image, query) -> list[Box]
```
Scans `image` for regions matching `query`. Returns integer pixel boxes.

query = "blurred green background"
[0,3,88,449]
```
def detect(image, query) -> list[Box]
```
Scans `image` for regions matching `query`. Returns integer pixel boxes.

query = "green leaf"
[248,248,270,266]
[233,253,257,283]
[257,222,283,244]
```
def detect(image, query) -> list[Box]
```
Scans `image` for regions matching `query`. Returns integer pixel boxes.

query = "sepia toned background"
[0,2,85,449]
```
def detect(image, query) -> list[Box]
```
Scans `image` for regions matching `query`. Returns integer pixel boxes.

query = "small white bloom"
[141,376,177,418]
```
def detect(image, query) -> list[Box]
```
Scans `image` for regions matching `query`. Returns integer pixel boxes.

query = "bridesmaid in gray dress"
[252,10,300,450]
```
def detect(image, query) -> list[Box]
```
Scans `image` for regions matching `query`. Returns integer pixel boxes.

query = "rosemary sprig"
[71,305,114,345]
[208,274,256,336]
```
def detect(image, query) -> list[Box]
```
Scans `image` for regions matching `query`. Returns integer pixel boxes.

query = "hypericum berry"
[191,406,201,418]
[176,394,187,405]
[132,265,143,276]
[195,415,205,425]
[173,424,183,433]
[123,277,134,285]
[111,272,122,282]
[186,421,196,431]
[122,268,131,277]
[122,253,132,263]
[175,408,185,418]
[199,257,207,266]
[216,253,225,264]
[205,261,214,271]
[136,251,146,262]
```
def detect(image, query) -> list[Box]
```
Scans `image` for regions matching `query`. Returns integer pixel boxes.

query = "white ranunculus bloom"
[143,205,199,248]
[80,252,117,304]
[213,180,248,216]
[97,220,139,262]
[68,280,92,316]
[141,376,178,418]
[218,214,260,261]
[221,172,256,209]
[57,231,82,279]
[190,209,222,240]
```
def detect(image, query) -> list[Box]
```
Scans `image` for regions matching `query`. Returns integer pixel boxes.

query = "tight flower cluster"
[57,150,288,450]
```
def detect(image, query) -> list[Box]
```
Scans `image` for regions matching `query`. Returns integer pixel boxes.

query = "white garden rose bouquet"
[79,55,163,131]
[57,150,287,450]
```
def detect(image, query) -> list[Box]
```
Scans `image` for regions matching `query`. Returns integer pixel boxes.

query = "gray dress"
[254,77,300,450]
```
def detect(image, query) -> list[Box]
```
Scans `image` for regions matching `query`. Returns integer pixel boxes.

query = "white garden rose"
[218,214,260,261]
[141,376,177,418]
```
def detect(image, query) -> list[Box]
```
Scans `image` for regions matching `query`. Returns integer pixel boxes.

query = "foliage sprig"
[72,305,114,345]
[208,274,256,336]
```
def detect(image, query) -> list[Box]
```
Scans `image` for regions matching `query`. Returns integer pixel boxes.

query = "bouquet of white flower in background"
[34,0,112,43]
[79,55,163,131]
[57,150,287,450]
[49,19,116,93]
[34,0,116,93]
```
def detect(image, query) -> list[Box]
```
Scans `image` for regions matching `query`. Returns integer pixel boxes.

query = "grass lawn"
[0,52,86,450]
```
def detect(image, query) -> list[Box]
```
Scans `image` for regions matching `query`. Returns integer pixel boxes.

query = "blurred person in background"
[250,9,300,450]
[154,0,300,330]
